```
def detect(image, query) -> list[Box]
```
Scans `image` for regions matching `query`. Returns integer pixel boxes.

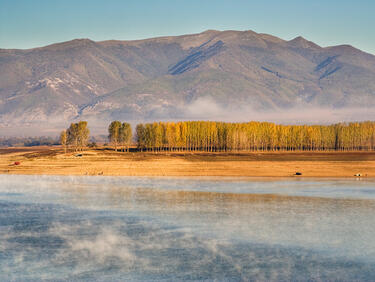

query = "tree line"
[135,121,375,152]
[0,136,59,147]
[58,120,375,152]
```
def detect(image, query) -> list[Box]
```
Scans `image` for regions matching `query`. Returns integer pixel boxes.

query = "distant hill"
[1,30,375,134]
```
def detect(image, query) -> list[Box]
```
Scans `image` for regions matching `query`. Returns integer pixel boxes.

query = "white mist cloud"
[1,95,374,137]
[185,96,224,117]
[66,227,137,264]
[183,96,375,124]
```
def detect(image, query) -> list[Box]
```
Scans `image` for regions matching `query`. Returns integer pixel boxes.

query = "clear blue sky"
[0,0,374,54]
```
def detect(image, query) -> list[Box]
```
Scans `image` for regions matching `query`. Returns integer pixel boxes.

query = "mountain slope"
[0,30,374,131]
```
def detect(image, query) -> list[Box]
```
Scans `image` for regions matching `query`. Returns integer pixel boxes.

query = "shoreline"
[1,147,375,178]
[2,174,375,182]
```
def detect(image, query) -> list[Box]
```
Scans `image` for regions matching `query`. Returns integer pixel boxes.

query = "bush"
[87,142,97,148]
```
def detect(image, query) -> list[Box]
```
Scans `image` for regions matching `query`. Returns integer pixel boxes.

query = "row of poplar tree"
[60,120,375,152]
[135,121,375,152]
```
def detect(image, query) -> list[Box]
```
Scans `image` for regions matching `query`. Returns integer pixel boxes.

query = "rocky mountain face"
[1,30,375,134]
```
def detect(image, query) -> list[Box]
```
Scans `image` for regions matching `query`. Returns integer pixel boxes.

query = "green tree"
[77,121,90,151]
[120,122,132,152]
[108,121,122,151]
[136,124,145,151]
[67,123,79,151]
[66,121,90,151]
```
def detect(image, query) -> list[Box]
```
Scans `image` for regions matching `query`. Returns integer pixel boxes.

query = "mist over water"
[1,175,375,280]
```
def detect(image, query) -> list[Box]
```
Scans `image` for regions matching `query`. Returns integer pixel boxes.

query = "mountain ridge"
[3,29,373,55]
[0,29,374,134]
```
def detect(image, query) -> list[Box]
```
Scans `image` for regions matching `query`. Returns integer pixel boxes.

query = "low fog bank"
[184,96,375,124]
[0,97,374,137]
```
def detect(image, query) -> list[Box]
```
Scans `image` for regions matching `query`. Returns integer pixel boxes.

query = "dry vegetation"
[1,146,375,177]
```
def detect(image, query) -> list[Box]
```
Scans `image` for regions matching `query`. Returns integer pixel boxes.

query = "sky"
[0,0,374,54]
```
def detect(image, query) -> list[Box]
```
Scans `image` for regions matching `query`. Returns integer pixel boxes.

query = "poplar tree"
[60,130,67,153]
[77,121,90,151]
[136,124,145,151]
[67,123,79,151]
[120,122,132,152]
[108,121,122,151]
[66,121,90,151]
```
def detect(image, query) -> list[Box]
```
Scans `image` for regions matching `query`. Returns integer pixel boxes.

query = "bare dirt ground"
[1,146,375,177]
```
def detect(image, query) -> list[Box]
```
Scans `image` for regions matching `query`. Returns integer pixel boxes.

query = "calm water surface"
[0,175,375,281]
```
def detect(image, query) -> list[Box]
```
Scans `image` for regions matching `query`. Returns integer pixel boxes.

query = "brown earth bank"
[1,146,375,177]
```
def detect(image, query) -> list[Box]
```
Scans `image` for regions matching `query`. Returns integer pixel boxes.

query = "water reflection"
[0,175,375,280]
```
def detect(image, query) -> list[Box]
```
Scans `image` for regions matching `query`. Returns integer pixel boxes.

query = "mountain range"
[1,29,375,134]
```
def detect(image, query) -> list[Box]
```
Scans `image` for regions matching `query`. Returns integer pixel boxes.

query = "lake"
[1,175,375,281]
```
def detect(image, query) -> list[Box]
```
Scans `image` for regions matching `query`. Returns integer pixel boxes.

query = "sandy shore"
[1,147,375,177]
